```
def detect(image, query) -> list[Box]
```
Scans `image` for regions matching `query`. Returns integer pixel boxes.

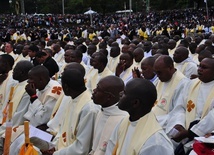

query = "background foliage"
[0,0,214,14]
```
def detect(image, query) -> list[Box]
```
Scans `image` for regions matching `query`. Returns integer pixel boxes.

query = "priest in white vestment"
[152,55,190,132]
[173,46,197,79]
[89,76,128,155]
[105,78,174,155]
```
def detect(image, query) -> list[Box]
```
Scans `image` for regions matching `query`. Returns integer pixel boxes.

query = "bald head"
[154,55,175,82]
[64,62,85,77]
[29,65,50,80]
[168,39,176,50]
[155,55,174,68]
[28,65,50,90]
[118,78,157,116]
[61,69,86,97]
[99,75,124,98]
[173,47,189,63]
[133,47,144,62]
[13,60,34,82]
[92,75,124,107]
[142,56,156,67]
[198,50,213,62]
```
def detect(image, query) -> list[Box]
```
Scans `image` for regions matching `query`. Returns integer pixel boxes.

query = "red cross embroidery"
[62,132,66,142]
[52,86,62,95]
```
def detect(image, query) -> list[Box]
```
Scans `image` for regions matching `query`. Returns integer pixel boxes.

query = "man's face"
[117,85,133,112]
[28,50,36,58]
[133,50,143,63]
[5,43,13,54]
[153,62,172,82]
[141,63,155,80]
[119,53,133,69]
[90,53,100,69]
[64,51,72,63]
[173,49,183,63]
[198,58,214,83]
[22,46,29,56]
[92,80,109,107]
[144,42,151,52]
[70,51,77,63]
[13,63,22,81]
[27,71,43,90]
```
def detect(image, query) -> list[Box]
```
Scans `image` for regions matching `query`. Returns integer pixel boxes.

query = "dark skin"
[172,58,214,142]
[115,60,126,76]
[0,73,8,85]
[25,82,37,102]
[116,53,133,76]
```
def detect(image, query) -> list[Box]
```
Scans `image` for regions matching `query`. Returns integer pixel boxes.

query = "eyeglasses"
[96,85,116,98]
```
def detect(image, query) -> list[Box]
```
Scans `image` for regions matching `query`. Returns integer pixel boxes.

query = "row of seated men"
[0,35,213,154]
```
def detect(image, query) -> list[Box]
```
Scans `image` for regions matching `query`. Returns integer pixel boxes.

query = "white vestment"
[89,104,128,155]
[24,80,62,127]
[119,67,133,85]
[47,95,72,135]
[167,79,214,131]
[53,90,100,155]
[53,49,64,69]
[191,108,214,136]
[107,56,120,73]
[152,70,190,133]
[105,112,174,155]
[174,58,198,79]
[0,80,30,136]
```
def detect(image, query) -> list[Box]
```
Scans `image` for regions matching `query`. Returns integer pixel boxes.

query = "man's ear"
[132,98,140,109]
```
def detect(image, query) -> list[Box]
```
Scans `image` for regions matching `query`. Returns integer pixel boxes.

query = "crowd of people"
[0,7,214,155]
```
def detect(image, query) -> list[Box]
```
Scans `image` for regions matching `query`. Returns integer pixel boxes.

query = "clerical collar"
[102,103,118,111]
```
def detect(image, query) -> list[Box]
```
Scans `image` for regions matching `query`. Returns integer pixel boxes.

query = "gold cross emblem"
[187,100,195,112]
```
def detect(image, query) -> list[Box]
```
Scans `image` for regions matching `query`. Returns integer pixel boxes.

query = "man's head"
[64,62,85,78]
[36,51,48,64]
[168,39,176,50]
[15,44,24,55]
[198,58,214,83]
[61,69,86,98]
[189,42,197,54]
[27,65,50,91]
[28,44,39,58]
[92,75,124,108]
[53,44,61,55]
[90,52,108,73]
[121,44,129,53]
[141,56,156,80]
[151,43,159,55]
[154,55,175,82]
[87,44,97,56]
[0,54,14,74]
[22,45,30,57]
[64,49,74,63]
[118,78,157,119]
[173,47,189,63]
[144,41,152,52]
[4,42,13,54]
[119,52,134,70]
[133,47,144,63]
[110,46,120,58]
[69,49,83,64]
[198,50,212,62]
[13,60,34,82]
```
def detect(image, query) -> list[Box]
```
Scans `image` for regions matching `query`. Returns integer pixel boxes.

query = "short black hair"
[1,54,14,70]
[61,69,85,91]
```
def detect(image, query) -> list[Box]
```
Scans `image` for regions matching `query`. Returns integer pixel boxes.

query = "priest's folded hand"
[172,125,189,142]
